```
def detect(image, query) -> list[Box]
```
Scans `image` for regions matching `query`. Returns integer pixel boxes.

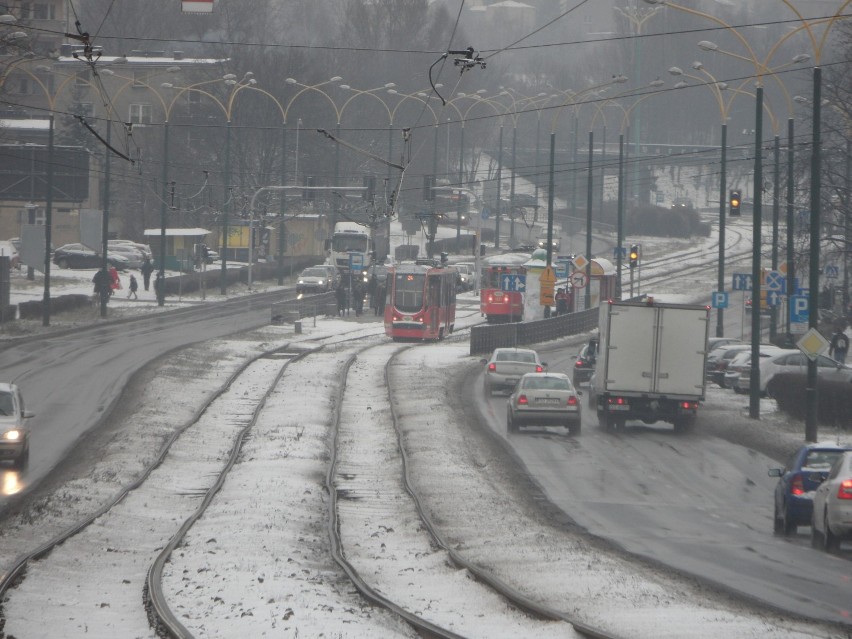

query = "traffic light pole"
[716,123,727,338]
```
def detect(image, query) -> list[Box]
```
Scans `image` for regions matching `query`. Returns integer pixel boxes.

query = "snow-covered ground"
[1,173,842,638]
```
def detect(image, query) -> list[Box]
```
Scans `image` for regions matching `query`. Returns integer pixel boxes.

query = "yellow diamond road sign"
[796,328,830,361]
[572,255,588,271]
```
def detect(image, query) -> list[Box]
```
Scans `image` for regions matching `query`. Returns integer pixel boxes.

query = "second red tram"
[480,253,530,323]
[384,261,457,341]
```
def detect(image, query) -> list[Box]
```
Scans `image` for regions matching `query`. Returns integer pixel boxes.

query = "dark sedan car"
[53,243,129,270]
[571,338,598,387]
[768,442,852,535]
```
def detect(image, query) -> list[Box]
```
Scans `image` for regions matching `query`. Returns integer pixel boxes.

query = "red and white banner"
[182,0,214,13]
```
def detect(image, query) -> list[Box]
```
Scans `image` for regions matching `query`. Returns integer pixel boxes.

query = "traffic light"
[422,175,434,201]
[302,176,315,200]
[363,176,376,201]
[729,190,741,216]
[629,244,639,269]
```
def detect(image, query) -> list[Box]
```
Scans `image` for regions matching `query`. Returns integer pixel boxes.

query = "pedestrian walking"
[140,257,154,291]
[374,279,386,316]
[353,280,366,316]
[336,281,347,317]
[108,265,121,295]
[92,268,111,305]
[829,327,849,364]
[127,274,139,300]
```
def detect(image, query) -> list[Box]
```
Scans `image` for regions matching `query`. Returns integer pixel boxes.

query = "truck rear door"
[604,304,657,393]
[656,307,709,396]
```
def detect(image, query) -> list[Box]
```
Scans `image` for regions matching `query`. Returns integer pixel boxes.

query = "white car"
[297,266,335,294]
[109,240,153,261]
[506,372,581,435]
[811,451,852,552]
[0,382,34,469]
[481,347,546,395]
[105,243,145,268]
[737,350,852,395]
[724,346,785,392]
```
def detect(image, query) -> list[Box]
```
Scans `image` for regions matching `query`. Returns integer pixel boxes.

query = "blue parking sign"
[790,295,809,324]
[711,291,729,309]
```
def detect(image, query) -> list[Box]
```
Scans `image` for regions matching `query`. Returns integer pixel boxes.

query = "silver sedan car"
[506,372,582,436]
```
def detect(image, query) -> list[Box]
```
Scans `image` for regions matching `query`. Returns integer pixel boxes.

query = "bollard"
[294,320,302,334]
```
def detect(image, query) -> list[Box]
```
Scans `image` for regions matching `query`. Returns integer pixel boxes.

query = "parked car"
[109,239,153,261]
[0,382,34,469]
[811,450,852,551]
[0,240,20,269]
[52,243,130,270]
[571,337,598,387]
[707,336,743,352]
[297,266,335,294]
[724,346,785,392]
[705,343,749,387]
[105,243,145,268]
[506,372,581,435]
[738,350,852,395]
[481,347,546,395]
[768,442,852,536]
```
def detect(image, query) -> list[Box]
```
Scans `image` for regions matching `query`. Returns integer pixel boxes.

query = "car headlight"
[3,430,22,441]
[298,280,305,284]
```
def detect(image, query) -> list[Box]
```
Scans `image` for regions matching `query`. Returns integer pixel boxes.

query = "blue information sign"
[500,274,526,292]
[711,291,729,309]
[732,273,752,291]
[790,295,809,324]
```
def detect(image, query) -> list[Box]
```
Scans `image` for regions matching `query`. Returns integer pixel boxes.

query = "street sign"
[613,246,627,259]
[569,270,588,289]
[572,255,588,271]
[349,252,365,272]
[790,294,809,324]
[764,270,785,291]
[711,291,729,309]
[797,327,829,362]
[732,273,752,291]
[825,264,839,279]
[540,265,557,284]
[500,273,526,292]
[554,261,570,279]
[766,290,783,307]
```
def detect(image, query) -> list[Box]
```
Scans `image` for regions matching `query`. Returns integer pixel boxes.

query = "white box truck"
[591,298,710,433]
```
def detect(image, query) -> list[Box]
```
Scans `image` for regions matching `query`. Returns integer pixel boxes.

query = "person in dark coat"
[140,257,154,291]
[127,274,139,300]
[373,278,386,316]
[353,280,366,316]
[336,281,348,317]
[92,268,111,304]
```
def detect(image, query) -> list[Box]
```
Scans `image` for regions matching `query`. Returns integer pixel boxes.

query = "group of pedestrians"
[335,272,387,318]
[91,257,154,304]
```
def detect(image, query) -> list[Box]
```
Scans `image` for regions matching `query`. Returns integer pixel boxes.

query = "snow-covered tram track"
[328,341,604,639]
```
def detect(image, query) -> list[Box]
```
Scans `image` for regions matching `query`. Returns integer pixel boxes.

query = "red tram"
[480,253,530,323]
[384,261,457,341]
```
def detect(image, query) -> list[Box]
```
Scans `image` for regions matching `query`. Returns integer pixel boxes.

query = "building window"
[32,3,55,19]
[129,103,152,125]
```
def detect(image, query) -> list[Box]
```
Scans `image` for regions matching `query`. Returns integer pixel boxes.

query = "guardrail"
[469,307,598,355]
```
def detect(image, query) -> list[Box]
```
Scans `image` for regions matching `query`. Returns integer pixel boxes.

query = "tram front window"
[394,273,425,313]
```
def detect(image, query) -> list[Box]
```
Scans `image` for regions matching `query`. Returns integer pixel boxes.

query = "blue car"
[769,443,852,535]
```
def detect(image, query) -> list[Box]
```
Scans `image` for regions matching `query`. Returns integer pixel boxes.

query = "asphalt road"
[477,340,852,628]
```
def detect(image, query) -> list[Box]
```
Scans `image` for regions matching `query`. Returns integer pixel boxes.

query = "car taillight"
[838,479,852,500]
[567,396,578,406]
[517,395,529,405]
[680,401,697,409]
[790,475,805,496]
[488,363,496,372]
[575,360,583,368]
[535,365,543,373]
